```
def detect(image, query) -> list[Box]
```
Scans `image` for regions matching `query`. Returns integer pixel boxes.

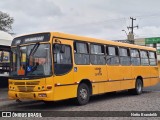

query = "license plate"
[19,93,34,99]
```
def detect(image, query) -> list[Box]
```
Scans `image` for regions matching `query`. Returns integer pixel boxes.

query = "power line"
[56,17,127,29]
[135,13,160,19]
[54,13,160,30]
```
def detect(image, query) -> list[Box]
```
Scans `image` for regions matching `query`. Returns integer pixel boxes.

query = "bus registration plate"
[19,93,34,99]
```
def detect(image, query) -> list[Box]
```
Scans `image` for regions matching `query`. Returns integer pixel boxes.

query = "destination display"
[11,33,50,46]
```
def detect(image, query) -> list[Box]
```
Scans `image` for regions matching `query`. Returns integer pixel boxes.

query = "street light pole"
[122,30,128,39]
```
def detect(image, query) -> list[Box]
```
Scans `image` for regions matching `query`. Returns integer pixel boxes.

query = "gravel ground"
[0,83,160,119]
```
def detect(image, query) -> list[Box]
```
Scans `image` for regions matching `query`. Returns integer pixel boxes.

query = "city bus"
[8,32,159,105]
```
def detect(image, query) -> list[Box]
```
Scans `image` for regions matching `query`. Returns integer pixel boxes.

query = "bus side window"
[130,49,140,66]
[106,46,119,65]
[149,51,157,66]
[119,47,130,66]
[74,42,90,65]
[90,44,105,65]
[140,50,149,66]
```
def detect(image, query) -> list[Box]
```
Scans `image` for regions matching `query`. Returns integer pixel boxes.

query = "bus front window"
[10,44,52,77]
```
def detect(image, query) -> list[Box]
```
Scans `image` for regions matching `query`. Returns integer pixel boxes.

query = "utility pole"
[127,17,138,44]
[127,17,138,34]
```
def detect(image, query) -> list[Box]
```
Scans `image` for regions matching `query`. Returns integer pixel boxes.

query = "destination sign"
[12,33,50,46]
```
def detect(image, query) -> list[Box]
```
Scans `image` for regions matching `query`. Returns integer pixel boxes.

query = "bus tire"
[129,79,143,95]
[76,83,90,105]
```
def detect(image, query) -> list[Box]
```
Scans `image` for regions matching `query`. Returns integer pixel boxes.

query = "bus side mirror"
[60,45,65,53]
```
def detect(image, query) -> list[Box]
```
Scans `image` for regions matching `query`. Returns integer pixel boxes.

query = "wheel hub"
[80,88,88,100]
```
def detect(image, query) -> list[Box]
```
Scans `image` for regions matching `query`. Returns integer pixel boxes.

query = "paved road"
[0,83,160,119]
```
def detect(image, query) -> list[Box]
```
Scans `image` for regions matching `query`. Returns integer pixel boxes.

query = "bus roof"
[51,32,156,51]
[13,32,156,51]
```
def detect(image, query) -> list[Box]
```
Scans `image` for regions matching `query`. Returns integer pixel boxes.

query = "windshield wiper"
[29,42,40,57]
[26,43,40,74]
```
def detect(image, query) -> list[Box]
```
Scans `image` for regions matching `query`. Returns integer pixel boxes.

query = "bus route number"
[95,68,102,76]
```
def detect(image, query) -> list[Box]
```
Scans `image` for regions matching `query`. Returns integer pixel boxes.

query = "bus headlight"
[9,86,16,91]
[42,86,45,90]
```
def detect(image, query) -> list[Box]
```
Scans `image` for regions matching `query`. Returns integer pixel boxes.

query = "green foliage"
[0,11,14,32]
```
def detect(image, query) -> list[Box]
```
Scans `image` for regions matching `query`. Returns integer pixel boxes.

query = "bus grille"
[14,82,25,85]
[26,81,39,85]
[18,86,35,92]
[14,81,39,85]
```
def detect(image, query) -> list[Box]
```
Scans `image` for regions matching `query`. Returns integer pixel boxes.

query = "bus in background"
[8,32,159,105]
[0,31,12,88]
[0,45,10,73]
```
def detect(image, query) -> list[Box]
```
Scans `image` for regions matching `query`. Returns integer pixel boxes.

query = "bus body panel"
[150,66,159,86]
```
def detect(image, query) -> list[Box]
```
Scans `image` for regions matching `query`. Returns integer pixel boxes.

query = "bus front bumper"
[8,90,54,101]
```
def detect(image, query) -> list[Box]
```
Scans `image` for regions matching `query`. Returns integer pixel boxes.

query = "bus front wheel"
[76,83,90,105]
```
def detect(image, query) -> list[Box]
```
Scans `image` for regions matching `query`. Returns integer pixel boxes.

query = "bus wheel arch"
[79,79,92,95]
[76,79,92,105]
[136,76,143,87]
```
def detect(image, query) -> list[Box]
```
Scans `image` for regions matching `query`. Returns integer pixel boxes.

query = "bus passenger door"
[52,39,75,100]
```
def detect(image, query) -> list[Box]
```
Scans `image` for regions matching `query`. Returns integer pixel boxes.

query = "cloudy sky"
[1,0,160,40]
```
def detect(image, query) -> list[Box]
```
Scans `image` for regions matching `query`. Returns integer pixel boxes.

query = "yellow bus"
[8,32,159,105]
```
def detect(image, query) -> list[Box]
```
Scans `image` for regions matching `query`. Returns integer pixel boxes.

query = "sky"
[1,0,160,40]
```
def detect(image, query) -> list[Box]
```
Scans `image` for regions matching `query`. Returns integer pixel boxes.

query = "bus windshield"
[10,44,52,77]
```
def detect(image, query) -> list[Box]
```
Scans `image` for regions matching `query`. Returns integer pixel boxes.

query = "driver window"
[54,44,72,64]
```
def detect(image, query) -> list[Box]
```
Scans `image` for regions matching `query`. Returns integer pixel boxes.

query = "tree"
[0,11,14,33]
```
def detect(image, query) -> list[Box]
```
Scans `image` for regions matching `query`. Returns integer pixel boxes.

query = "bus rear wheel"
[129,79,143,95]
[76,83,90,105]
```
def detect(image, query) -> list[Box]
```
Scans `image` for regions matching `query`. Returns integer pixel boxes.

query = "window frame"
[130,48,141,66]
[74,41,90,65]
[119,47,131,66]
[106,45,119,66]
[140,50,149,66]
[74,41,89,54]
[148,51,157,66]
[90,43,106,65]
[53,43,73,75]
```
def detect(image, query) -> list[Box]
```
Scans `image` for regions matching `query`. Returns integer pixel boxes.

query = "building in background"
[0,31,13,46]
